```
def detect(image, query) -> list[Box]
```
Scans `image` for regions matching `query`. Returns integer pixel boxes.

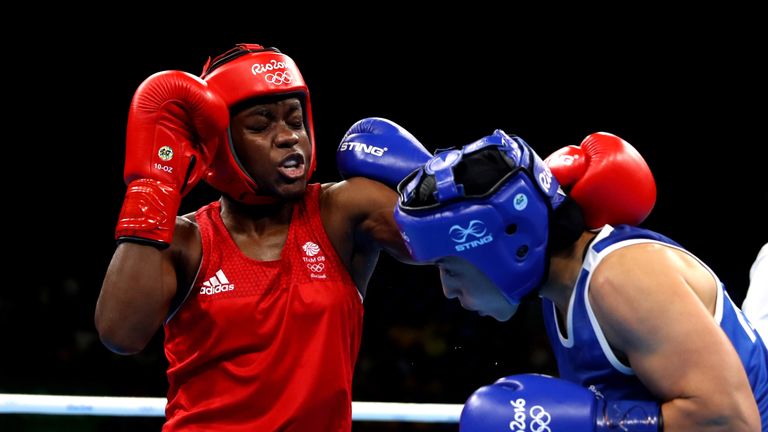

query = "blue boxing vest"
[542,224,768,428]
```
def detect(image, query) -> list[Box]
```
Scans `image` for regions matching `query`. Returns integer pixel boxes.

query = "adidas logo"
[199,269,235,295]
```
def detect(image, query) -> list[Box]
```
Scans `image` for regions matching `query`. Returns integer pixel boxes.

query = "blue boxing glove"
[460,374,661,432]
[337,117,432,188]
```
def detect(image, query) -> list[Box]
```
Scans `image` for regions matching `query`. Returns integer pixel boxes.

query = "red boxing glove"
[545,132,656,229]
[115,70,228,248]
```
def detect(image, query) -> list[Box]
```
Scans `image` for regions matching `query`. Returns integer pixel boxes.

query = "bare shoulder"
[169,213,203,281]
[320,182,337,194]
[320,178,397,218]
[590,243,680,308]
[318,178,409,267]
[588,242,713,351]
[591,242,670,290]
[321,177,389,197]
[175,211,199,242]
[319,181,344,216]
[591,242,715,309]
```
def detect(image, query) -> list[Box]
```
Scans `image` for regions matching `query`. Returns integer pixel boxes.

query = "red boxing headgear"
[201,44,316,204]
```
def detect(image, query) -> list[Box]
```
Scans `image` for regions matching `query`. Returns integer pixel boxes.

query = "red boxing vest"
[163,184,363,431]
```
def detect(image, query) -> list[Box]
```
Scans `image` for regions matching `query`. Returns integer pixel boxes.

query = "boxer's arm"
[321,177,415,295]
[96,218,201,355]
[322,117,430,292]
[334,117,429,261]
[97,71,223,354]
[589,244,760,431]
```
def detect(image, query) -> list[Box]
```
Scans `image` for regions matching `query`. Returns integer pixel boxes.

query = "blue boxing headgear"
[394,130,566,305]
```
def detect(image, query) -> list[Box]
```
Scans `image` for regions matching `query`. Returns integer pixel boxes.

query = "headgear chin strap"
[201,43,316,204]
[394,130,565,305]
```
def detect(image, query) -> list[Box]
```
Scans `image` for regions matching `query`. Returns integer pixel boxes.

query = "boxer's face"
[229,97,311,199]
[437,257,518,321]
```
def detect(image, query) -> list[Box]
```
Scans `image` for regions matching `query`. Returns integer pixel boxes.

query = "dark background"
[2,13,766,431]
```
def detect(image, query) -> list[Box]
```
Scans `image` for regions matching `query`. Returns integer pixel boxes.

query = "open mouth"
[277,153,306,180]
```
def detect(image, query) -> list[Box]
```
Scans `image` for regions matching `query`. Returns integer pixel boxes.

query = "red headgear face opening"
[201,44,316,204]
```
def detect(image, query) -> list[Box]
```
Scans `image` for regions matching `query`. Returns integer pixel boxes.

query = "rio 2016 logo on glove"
[509,398,551,432]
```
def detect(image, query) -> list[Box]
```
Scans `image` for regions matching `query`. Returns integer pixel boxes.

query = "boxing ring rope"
[0,393,462,423]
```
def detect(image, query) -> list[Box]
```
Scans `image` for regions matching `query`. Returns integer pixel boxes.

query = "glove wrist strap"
[115,178,182,248]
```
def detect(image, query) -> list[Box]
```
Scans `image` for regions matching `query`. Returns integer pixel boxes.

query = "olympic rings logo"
[265,71,293,85]
[528,405,551,432]
[307,263,325,273]
[508,399,551,432]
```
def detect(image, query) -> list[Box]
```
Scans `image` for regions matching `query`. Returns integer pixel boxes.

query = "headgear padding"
[201,43,315,204]
[394,130,565,304]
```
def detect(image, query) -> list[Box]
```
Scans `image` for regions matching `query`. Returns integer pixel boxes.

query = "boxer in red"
[95,44,432,431]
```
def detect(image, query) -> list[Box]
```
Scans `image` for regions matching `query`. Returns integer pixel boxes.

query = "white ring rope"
[0,393,462,423]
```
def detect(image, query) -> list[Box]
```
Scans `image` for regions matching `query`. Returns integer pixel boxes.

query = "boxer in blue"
[394,130,767,431]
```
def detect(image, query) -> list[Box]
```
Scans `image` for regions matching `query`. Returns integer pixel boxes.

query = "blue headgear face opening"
[394,130,565,305]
